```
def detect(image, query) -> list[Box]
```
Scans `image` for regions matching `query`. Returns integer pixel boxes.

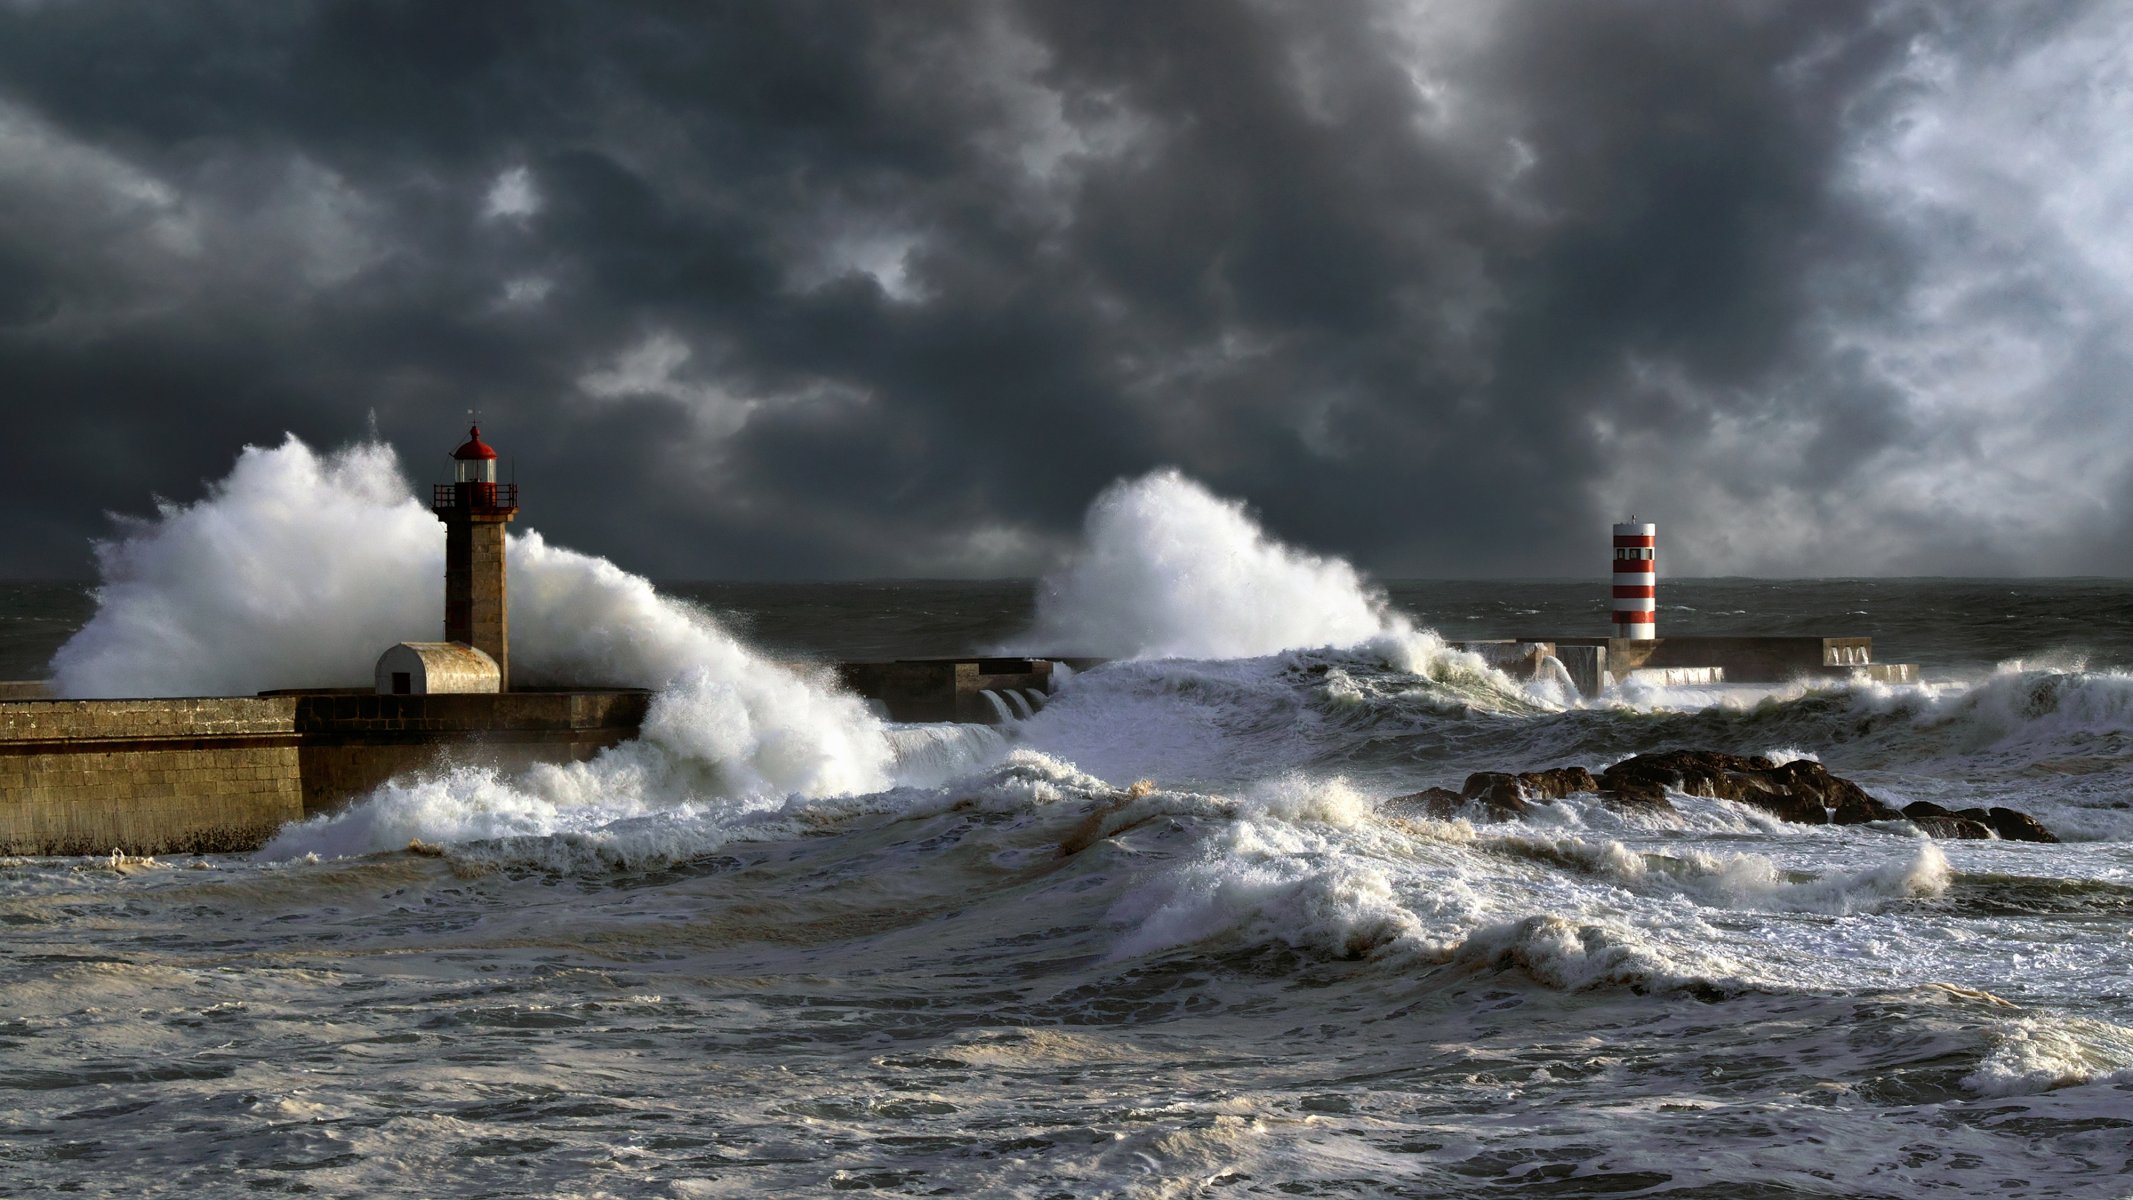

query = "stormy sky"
[3,0,2130,580]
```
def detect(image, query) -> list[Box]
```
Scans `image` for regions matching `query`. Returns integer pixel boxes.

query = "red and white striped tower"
[1611,519,1657,639]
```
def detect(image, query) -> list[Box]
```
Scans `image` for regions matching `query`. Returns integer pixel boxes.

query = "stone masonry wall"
[0,698,305,856]
[288,690,649,815]
[0,690,650,856]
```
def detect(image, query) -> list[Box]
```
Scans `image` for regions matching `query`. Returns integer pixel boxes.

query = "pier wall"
[0,697,303,856]
[0,690,649,857]
[1535,636,1893,683]
[837,658,1069,723]
[283,690,650,815]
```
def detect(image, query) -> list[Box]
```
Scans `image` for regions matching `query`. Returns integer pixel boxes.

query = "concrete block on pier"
[1626,666,1725,687]
[1554,645,1607,697]
[1852,663,1918,684]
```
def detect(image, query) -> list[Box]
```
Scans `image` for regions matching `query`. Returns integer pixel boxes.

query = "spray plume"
[1011,468,1448,664]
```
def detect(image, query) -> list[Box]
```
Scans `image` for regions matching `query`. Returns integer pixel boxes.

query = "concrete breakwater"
[0,689,649,856]
[0,659,1066,857]
[835,656,1097,723]
[1454,635,1919,697]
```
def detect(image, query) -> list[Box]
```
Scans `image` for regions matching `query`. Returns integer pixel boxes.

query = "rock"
[1389,766,1600,823]
[1598,751,1901,824]
[1386,786,1471,821]
[1397,751,2059,840]
[1458,772,1533,819]
[1980,806,2059,844]
[1900,802,1995,840]
[1899,800,2057,843]
[1515,767,1599,800]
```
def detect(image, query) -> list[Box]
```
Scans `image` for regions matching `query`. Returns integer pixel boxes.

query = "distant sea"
[3,577,2132,1196]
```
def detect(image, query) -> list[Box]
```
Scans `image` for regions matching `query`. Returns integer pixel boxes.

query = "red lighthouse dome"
[453,425,498,462]
[451,425,500,486]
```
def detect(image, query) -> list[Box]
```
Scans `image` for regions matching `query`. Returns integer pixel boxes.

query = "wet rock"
[1385,786,1471,821]
[1459,772,1533,819]
[1397,752,2059,840]
[1599,751,1901,824]
[1900,802,1995,840]
[1392,767,1600,823]
[1899,800,2057,843]
[1515,767,1599,800]
[1980,806,2059,844]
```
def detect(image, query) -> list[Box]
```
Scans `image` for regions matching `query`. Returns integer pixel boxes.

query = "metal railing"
[432,482,519,512]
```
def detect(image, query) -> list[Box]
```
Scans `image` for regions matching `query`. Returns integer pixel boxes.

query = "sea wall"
[0,689,649,857]
[1534,635,1903,686]
[0,697,304,856]
[287,690,649,813]
[837,658,1069,723]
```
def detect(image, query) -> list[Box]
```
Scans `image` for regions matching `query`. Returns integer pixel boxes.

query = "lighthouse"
[1611,520,1657,640]
[433,425,519,688]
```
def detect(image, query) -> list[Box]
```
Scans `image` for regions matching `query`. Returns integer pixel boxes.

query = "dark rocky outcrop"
[1899,802,1995,840]
[1391,750,2058,842]
[1395,786,1475,821]
[1901,801,2059,844]
[1512,767,1601,801]
[1456,772,1530,819]
[1600,751,1901,825]
[1978,806,2059,844]
[1391,767,1602,822]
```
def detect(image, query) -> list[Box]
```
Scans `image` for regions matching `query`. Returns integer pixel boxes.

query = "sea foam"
[1011,468,1437,663]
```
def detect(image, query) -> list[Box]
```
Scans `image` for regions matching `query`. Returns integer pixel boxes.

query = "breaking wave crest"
[52,438,436,698]
[1006,468,1483,682]
[1963,1014,2133,1097]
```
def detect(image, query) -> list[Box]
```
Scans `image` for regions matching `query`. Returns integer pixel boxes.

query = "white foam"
[1101,774,1463,962]
[1448,913,1741,993]
[883,723,1013,790]
[1011,468,1408,662]
[1964,1014,2133,1097]
[51,438,436,697]
[1763,746,1821,766]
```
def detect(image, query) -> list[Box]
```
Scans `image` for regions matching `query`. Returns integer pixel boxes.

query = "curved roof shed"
[376,642,501,695]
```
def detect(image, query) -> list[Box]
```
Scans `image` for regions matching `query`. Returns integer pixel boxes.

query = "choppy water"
[3,454,2132,1196]
[6,578,2133,1196]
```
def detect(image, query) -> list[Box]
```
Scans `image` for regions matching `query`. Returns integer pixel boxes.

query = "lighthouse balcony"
[432,482,519,514]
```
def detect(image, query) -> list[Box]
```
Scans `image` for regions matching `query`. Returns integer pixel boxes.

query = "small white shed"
[375,642,501,695]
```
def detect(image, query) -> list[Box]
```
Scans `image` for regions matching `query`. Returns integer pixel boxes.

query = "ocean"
[3,450,2132,1197]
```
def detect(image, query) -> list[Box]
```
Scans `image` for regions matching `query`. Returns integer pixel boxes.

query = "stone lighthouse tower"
[433,425,519,688]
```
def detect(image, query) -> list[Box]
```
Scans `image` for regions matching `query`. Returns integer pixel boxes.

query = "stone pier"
[0,688,649,856]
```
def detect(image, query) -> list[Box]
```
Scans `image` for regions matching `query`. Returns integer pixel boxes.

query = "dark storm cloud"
[2,0,2128,579]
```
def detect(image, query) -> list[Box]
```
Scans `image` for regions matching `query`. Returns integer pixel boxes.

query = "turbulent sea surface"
[4,452,2133,1197]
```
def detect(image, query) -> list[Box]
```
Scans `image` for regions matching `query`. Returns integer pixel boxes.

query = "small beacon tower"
[433,425,519,688]
[1611,520,1657,640]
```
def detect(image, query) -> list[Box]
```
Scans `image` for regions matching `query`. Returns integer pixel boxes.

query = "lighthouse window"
[455,458,496,484]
